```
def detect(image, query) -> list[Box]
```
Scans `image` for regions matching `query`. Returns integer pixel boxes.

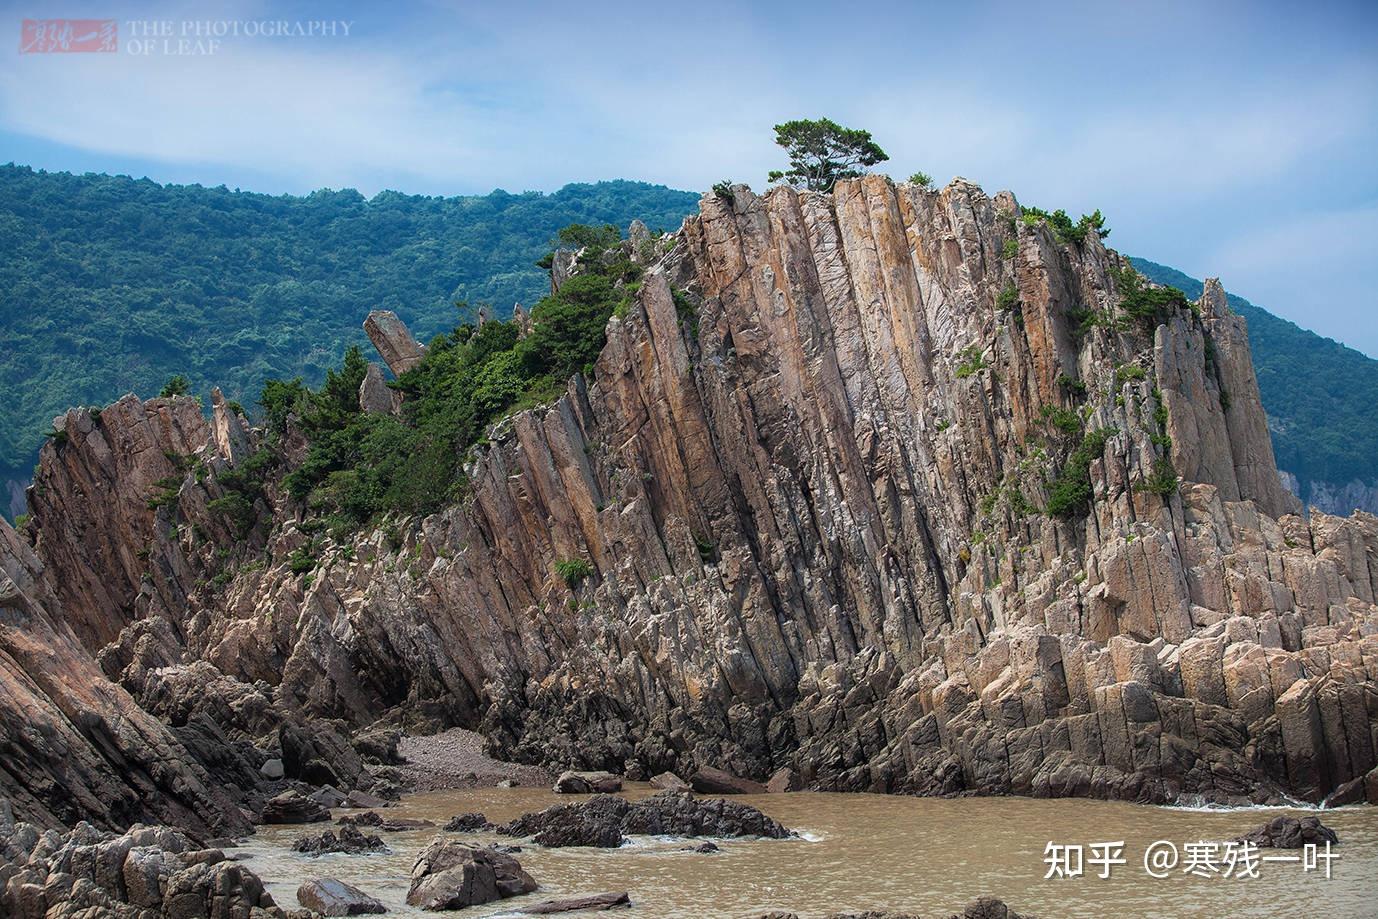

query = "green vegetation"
[158,374,191,397]
[1113,266,1189,329]
[555,558,594,588]
[1140,457,1179,498]
[767,118,889,192]
[908,172,933,188]
[954,345,990,379]
[1002,238,1018,259]
[0,165,697,496]
[1057,373,1087,399]
[1047,428,1116,519]
[264,225,640,532]
[996,281,1020,312]
[712,180,735,201]
[1020,206,1110,245]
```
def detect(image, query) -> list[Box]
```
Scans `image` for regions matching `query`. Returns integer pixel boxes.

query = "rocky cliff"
[3,177,1376,835]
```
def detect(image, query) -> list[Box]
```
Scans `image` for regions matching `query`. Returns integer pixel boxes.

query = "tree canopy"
[0,165,697,495]
[767,118,889,192]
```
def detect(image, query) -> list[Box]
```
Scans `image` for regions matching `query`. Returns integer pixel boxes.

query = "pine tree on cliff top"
[768,118,889,192]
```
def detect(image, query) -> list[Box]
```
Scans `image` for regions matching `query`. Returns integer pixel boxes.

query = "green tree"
[767,118,889,192]
[158,374,191,397]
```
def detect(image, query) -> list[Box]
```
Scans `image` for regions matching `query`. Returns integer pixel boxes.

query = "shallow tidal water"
[238,785,1378,918]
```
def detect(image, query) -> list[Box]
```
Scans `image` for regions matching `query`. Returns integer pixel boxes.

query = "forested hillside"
[2,166,1374,517]
[1131,258,1378,507]
[0,165,697,503]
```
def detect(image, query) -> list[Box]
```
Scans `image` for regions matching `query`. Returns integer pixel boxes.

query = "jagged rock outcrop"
[0,807,284,919]
[364,309,426,375]
[5,176,1378,837]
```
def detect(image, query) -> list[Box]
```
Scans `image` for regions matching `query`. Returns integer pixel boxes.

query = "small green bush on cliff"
[555,558,594,588]
[1047,428,1116,519]
[1114,266,1189,330]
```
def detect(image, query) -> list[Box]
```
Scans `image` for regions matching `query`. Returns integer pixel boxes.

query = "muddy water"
[238,786,1378,918]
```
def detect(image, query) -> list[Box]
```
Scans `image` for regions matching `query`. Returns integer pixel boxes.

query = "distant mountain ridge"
[0,165,1373,516]
[0,165,698,514]
[1131,257,1378,514]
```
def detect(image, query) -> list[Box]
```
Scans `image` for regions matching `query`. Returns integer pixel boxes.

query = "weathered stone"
[292,825,389,856]
[766,768,802,793]
[649,771,691,792]
[498,790,789,848]
[1234,815,1338,848]
[519,890,630,913]
[440,813,490,833]
[297,878,387,915]
[690,766,766,795]
[553,770,622,794]
[261,790,329,824]
[363,310,426,376]
[405,839,536,910]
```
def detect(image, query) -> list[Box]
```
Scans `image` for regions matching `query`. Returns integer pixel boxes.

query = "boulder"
[519,891,631,913]
[443,813,493,833]
[261,789,330,824]
[364,310,426,375]
[690,766,766,795]
[554,770,623,794]
[338,811,434,832]
[406,839,537,910]
[260,758,285,780]
[766,768,802,793]
[297,878,387,915]
[1234,814,1339,848]
[293,825,389,856]
[345,789,391,809]
[649,771,690,792]
[354,728,403,765]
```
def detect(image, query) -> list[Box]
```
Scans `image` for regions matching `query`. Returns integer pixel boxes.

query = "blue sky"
[2,0,1376,355]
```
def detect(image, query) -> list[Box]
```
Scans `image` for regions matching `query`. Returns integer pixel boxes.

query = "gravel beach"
[397,728,552,792]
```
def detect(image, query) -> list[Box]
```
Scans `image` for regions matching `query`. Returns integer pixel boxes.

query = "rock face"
[406,839,537,910]
[0,809,284,919]
[5,176,1378,840]
[498,790,791,847]
[297,878,387,915]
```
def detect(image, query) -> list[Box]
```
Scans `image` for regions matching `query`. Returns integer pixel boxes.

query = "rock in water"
[293,825,390,856]
[499,790,790,847]
[519,891,631,913]
[1234,815,1339,848]
[297,878,387,915]
[261,789,330,824]
[406,839,537,910]
[444,812,494,832]
[0,818,281,918]
[767,768,803,793]
[691,766,767,795]
[649,771,691,792]
[553,770,623,794]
